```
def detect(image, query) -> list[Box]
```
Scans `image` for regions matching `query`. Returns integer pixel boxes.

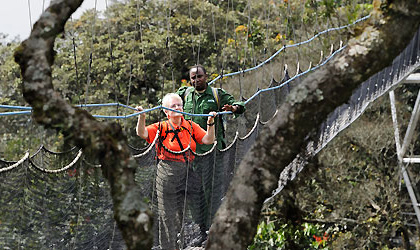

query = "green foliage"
[0,41,23,106]
[249,221,331,250]
[344,3,373,23]
[250,221,285,249]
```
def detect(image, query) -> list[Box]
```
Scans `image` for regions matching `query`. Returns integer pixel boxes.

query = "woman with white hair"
[136,93,216,249]
[136,93,216,162]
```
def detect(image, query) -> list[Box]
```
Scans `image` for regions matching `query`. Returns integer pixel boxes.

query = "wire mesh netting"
[0,150,125,249]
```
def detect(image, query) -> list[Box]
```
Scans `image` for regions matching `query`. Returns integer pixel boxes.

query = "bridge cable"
[84,0,98,106]
[105,0,120,119]
[188,0,195,61]
[195,0,205,66]
[164,0,176,92]
[27,0,33,32]
[69,16,82,105]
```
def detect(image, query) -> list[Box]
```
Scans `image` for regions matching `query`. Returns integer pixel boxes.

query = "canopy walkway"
[1,2,420,249]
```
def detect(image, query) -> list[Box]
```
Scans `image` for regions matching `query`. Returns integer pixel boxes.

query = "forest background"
[1,0,419,249]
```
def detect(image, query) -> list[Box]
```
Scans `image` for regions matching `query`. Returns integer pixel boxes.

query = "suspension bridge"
[1,0,420,249]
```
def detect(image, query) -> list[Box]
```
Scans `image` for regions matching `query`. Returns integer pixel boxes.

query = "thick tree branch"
[13,0,153,249]
[206,0,420,249]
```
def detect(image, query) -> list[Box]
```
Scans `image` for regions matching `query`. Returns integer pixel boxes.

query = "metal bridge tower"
[389,70,420,227]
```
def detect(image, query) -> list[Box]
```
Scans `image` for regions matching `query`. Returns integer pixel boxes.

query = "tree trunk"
[206,0,420,249]
[13,0,153,249]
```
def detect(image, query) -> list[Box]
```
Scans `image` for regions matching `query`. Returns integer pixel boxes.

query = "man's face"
[189,67,207,91]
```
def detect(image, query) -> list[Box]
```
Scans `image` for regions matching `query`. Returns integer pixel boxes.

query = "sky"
[0,0,107,41]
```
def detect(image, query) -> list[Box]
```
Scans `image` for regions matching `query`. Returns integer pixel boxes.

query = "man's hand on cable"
[222,104,238,113]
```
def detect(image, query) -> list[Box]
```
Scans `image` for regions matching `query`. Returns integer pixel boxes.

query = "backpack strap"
[158,122,168,143]
[183,120,197,143]
[183,87,195,104]
[165,120,190,163]
[167,120,197,143]
[211,87,226,141]
[210,87,221,110]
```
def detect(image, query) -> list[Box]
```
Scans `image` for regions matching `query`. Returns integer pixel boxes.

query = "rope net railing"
[0,115,262,249]
[0,150,125,249]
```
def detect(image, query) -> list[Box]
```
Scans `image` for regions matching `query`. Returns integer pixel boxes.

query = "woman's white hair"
[162,93,183,108]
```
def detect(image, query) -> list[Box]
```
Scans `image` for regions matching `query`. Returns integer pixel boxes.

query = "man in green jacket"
[176,65,245,154]
[176,65,245,246]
